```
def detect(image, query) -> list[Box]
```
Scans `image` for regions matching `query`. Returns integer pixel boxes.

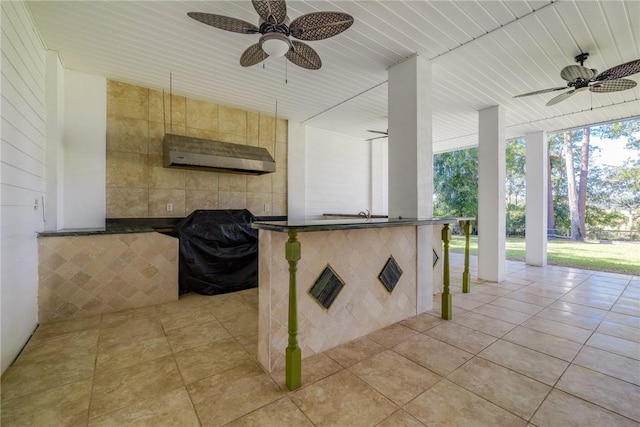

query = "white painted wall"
[305,127,371,218]
[62,69,106,229]
[1,1,47,373]
[287,122,306,220]
[45,51,64,231]
[371,139,388,216]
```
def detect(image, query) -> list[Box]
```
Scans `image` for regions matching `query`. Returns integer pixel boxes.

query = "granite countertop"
[37,218,183,237]
[252,217,474,233]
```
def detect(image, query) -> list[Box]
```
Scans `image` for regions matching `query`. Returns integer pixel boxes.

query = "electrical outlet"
[264,204,270,212]
[166,203,173,212]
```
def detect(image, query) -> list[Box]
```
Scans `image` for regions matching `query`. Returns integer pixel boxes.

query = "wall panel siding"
[1,1,47,374]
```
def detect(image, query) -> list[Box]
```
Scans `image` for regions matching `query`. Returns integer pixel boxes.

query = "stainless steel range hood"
[163,133,276,175]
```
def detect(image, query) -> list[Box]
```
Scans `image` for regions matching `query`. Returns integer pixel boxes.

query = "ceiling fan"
[514,53,640,106]
[366,129,388,141]
[187,0,354,70]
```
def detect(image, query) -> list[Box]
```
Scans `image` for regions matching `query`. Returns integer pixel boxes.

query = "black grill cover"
[173,209,258,295]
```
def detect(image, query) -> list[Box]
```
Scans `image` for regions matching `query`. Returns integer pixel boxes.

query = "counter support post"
[285,231,302,390]
[441,224,452,319]
[460,220,472,293]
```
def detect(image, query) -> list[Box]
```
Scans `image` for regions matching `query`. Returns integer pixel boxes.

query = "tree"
[563,130,581,240]
[578,127,590,238]
[433,148,478,217]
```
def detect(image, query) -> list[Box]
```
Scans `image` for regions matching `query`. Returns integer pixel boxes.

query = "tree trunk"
[577,127,590,241]
[547,152,555,235]
[563,131,580,240]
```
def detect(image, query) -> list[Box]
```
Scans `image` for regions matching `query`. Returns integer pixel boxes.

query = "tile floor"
[2,253,639,426]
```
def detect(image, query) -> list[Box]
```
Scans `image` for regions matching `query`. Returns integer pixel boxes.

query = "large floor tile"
[324,336,385,368]
[174,337,254,384]
[597,320,640,343]
[424,322,497,354]
[164,319,232,353]
[399,312,444,332]
[290,370,397,426]
[101,305,159,327]
[1,354,96,402]
[225,397,313,427]
[604,311,640,329]
[393,334,473,376]
[17,329,99,364]
[0,379,92,427]
[448,358,550,420]
[573,345,640,386]
[31,315,102,341]
[556,365,640,422]
[98,317,164,347]
[376,409,424,427]
[88,387,199,427]
[366,323,419,348]
[612,298,640,316]
[531,389,638,427]
[404,379,527,427]
[157,303,218,332]
[90,355,183,418]
[269,353,342,390]
[535,307,601,330]
[350,350,441,405]
[506,291,556,307]
[472,304,532,324]
[503,326,583,361]
[479,340,569,386]
[451,311,518,337]
[547,300,608,318]
[187,362,283,427]
[521,316,593,343]
[585,332,640,360]
[490,297,545,315]
[96,334,172,371]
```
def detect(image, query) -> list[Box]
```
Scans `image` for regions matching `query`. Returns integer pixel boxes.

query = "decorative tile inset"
[378,256,403,293]
[309,265,344,309]
[433,248,439,267]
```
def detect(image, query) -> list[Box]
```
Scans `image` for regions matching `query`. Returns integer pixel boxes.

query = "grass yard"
[449,236,640,276]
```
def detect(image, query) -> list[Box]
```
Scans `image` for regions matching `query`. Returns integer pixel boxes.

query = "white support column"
[478,105,506,282]
[287,122,306,221]
[388,54,433,313]
[525,131,548,266]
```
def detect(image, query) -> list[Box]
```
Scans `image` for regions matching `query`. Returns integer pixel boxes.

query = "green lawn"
[449,236,640,276]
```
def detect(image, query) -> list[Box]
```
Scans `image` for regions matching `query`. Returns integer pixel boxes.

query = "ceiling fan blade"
[367,130,388,135]
[366,135,388,141]
[240,43,268,67]
[560,64,594,82]
[251,0,287,25]
[285,41,322,70]
[513,86,567,98]
[289,12,354,41]
[546,90,576,106]
[590,78,637,93]
[594,59,640,82]
[187,12,259,34]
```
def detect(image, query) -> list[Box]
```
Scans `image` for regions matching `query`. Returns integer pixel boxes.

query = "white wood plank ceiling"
[26,1,639,153]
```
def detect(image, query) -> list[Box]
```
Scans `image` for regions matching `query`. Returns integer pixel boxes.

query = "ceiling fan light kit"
[514,52,640,106]
[260,33,290,58]
[188,0,354,70]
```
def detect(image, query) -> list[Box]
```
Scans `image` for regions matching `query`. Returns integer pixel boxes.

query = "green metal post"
[441,223,452,320]
[460,219,472,293]
[285,230,302,390]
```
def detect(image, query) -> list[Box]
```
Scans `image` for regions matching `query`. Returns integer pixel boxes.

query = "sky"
[590,134,639,167]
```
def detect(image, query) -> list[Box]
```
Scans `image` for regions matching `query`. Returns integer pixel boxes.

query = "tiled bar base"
[38,232,178,322]
[257,226,421,371]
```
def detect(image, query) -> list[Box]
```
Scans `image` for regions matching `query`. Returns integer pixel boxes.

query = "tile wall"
[106,80,288,218]
[258,226,418,371]
[38,232,178,322]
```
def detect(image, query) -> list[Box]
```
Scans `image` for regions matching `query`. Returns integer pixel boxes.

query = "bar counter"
[252,216,473,390]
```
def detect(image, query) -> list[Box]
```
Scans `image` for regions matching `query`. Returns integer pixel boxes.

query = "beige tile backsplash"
[106,80,287,218]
